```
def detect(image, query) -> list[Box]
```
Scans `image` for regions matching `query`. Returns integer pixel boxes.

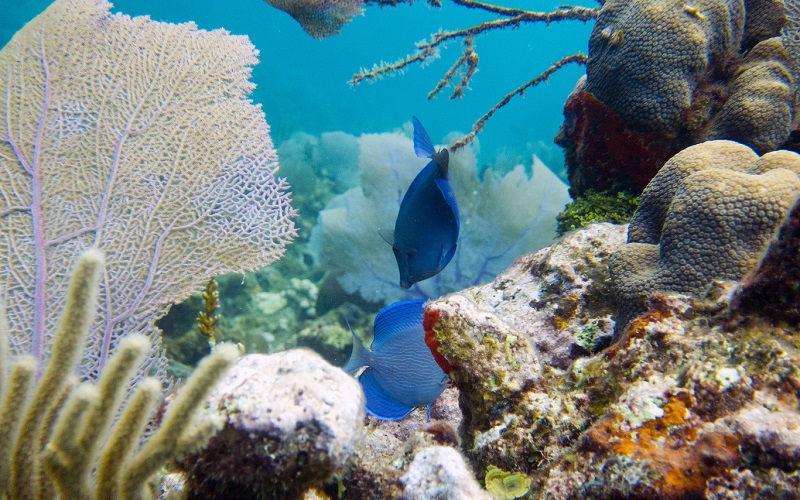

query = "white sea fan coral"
[309,130,571,304]
[0,0,295,386]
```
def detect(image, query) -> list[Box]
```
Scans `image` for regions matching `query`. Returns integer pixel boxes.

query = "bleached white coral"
[309,129,571,304]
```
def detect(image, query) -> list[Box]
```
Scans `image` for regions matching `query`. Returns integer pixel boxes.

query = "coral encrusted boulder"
[180,349,364,499]
[559,0,796,195]
[423,223,625,474]
[587,0,745,139]
[610,140,800,332]
[424,222,800,498]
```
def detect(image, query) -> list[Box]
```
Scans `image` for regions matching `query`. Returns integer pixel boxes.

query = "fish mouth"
[400,279,412,289]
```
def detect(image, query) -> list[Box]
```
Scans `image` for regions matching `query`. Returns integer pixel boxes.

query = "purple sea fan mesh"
[0,0,296,385]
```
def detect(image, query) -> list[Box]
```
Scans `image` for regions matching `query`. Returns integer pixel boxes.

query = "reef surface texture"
[425,220,800,498]
[561,0,797,195]
[611,140,800,332]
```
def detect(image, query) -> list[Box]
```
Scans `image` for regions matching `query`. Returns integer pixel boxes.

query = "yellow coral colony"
[484,465,532,499]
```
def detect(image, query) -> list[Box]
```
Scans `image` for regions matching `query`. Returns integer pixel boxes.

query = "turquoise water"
[2,0,594,171]
[0,0,594,365]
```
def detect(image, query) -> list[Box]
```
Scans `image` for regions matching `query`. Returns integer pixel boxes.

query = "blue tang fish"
[344,300,448,420]
[381,116,460,288]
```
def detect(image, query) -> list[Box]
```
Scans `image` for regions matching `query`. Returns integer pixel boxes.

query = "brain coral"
[610,140,800,333]
[742,0,788,48]
[564,0,796,196]
[703,36,794,154]
[586,0,745,138]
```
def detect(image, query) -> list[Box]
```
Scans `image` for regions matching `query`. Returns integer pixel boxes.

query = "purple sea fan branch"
[0,0,296,386]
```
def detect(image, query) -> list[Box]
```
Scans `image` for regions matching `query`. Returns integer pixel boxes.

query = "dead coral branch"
[451,53,589,150]
[351,2,597,147]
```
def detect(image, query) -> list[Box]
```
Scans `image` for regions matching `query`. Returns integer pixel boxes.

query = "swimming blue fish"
[344,300,448,420]
[380,116,459,289]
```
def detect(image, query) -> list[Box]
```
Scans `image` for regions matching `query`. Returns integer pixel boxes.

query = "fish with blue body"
[344,299,448,420]
[381,116,460,289]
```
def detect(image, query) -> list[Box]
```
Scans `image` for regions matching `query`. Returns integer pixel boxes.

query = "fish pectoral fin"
[434,177,459,220]
[378,228,396,247]
[439,243,457,269]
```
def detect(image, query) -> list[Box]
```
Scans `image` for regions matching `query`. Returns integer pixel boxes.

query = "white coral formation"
[310,129,571,304]
[402,446,491,500]
[190,350,364,497]
[0,0,295,384]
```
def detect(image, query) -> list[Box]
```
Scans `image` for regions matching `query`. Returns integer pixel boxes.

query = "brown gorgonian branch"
[450,53,588,150]
[350,2,598,148]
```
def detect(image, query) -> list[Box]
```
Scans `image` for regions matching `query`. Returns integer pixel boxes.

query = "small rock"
[402,446,491,500]
[731,406,800,468]
[180,349,364,499]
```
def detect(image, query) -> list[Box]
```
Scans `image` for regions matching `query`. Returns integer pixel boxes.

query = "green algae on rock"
[556,189,640,236]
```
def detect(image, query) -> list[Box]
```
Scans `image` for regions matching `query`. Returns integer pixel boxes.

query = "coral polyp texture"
[0,0,295,386]
[610,140,800,332]
[264,0,364,39]
[701,36,794,154]
[733,189,800,323]
[560,0,797,195]
[587,0,745,138]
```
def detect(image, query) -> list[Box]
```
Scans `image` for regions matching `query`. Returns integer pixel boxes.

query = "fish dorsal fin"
[372,299,426,350]
[378,228,396,248]
[412,116,436,158]
[434,177,460,226]
[359,369,416,420]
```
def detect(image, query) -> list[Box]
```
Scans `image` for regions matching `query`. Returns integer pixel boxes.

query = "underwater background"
[1,0,592,370]
[6,1,800,497]
[4,0,592,175]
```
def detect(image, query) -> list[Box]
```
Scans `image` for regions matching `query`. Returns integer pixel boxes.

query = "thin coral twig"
[450,0,529,16]
[428,37,478,99]
[350,6,597,85]
[450,53,588,150]
[451,48,479,99]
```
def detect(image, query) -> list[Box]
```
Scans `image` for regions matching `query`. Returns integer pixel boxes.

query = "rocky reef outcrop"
[424,219,800,498]
[167,201,800,498]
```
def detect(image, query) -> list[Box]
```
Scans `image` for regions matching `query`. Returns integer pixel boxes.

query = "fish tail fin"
[344,320,370,373]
